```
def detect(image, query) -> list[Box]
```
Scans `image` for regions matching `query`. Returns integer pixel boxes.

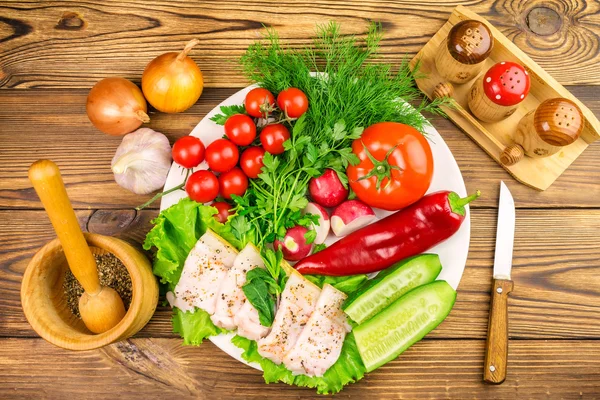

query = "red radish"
[303,202,330,244]
[274,225,312,261]
[331,200,376,237]
[309,169,348,208]
[212,201,233,223]
[483,61,530,106]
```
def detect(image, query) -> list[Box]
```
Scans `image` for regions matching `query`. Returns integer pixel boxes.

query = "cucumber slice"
[343,254,442,324]
[354,280,456,372]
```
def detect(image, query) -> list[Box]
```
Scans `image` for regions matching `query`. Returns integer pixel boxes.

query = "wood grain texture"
[1,88,599,209]
[0,337,599,398]
[1,0,600,89]
[2,208,600,340]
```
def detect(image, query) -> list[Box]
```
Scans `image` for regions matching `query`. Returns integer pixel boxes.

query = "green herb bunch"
[226,22,446,252]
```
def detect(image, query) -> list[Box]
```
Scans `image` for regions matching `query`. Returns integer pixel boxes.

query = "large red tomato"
[346,122,433,211]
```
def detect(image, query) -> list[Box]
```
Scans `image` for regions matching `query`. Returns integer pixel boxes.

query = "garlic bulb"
[111,128,172,195]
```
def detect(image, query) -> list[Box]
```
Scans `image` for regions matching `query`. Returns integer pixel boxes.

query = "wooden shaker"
[468,61,530,122]
[500,98,583,166]
[435,20,493,84]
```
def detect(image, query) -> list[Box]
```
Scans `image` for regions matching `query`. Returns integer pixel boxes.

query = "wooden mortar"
[500,98,583,166]
[21,233,159,350]
[434,19,493,84]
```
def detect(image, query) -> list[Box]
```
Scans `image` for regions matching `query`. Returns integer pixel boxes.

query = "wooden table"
[1,1,599,398]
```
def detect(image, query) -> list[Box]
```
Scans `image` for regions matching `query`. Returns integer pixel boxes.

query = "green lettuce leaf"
[143,197,242,290]
[232,333,366,395]
[172,308,226,345]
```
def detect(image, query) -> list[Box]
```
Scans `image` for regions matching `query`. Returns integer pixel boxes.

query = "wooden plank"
[1,88,599,209]
[0,337,598,398]
[1,1,599,88]
[2,208,600,339]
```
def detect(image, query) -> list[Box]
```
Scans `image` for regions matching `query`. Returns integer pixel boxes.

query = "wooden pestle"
[28,160,126,333]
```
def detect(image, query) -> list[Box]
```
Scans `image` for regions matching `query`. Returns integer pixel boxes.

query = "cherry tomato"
[347,122,433,211]
[245,88,275,118]
[219,167,248,200]
[260,124,290,155]
[172,136,205,169]
[277,88,308,118]
[186,170,219,203]
[240,146,265,179]
[205,139,239,172]
[224,114,256,146]
[211,201,233,223]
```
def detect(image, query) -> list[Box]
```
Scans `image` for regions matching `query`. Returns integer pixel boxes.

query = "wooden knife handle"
[483,278,513,384]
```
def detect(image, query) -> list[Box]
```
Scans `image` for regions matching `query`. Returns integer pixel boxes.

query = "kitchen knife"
[484,181,515,384]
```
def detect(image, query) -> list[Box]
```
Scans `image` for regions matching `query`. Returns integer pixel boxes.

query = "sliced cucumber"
[343,254,442,324]
[354,280,456,372]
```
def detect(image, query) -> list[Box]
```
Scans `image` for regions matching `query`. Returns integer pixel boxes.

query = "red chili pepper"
[294,190,480,276]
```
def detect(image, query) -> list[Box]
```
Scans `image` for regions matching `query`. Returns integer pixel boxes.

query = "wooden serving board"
[409,5,600,191]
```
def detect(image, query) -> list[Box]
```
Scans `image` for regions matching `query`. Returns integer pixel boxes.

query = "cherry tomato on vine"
[186,170,219,203]
[172,136,205,169]
[260,124,290,155]
[244,88,275,118]
[205,138,239,172]
[240,146,265,179]
[211,201,234,223]
[346,122,433,211]
[224,114,256,146]
[277,88,308,118]
[219,167,248,200]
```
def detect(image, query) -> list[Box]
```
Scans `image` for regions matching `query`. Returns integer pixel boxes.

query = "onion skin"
[142,39,204,113]
[86,77,150,136]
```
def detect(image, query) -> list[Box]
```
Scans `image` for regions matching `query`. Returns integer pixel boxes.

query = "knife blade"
[493,181,515,280]
[483,181,515,385]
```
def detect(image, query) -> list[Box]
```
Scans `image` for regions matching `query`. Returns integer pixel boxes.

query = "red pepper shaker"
[500,98,583,165]
[468,61,530,122]
[435,20,494,85]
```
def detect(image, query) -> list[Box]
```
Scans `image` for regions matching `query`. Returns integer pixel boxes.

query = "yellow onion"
[86,77,150,136]
[142,39,204,113]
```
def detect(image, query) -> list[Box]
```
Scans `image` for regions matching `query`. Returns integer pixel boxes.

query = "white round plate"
[160,84,470,369]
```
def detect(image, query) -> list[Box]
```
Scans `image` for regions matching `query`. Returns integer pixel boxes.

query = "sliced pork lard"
[211,243,264,330]
[283,284,350,377]
[257,272,321,365]
[166,229,237,314]
[234,300,271,341]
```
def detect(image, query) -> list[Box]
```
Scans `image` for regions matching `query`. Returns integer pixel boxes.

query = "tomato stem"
[356,142,403,191]
[135,168,190,210]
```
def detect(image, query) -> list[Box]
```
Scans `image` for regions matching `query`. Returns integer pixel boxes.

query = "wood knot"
[0,66,8,88]
[56,11,86,31]
[526,7,561,36]
[432,82,454,99]
[88,210,136,236]
[500,144,524,166]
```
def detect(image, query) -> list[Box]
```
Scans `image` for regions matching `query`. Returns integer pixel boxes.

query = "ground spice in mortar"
[63,253,132,318]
